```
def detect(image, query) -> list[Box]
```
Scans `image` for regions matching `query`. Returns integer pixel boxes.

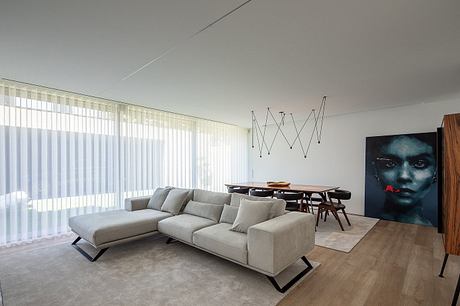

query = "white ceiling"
[1,0,459,127]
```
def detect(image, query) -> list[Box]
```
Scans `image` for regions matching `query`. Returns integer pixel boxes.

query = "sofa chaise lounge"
[69,187,316,293]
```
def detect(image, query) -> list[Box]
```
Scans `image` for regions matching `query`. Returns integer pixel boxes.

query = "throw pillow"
[183,200,224,222]
[219,205,239,224]
[147,187,172,210]
[231,199,271,233]
[229,193,286,219]
[161,189,190,215]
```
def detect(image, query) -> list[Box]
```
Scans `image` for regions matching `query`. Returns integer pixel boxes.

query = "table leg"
[452,273,460,306]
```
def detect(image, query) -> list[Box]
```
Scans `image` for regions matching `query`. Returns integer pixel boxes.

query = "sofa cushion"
[231,199,272,233]
[230,193,286,219]
[166,187,194,203]
[147,187,172,210]
[161,189,190,215]
[193,223,248,264]
[158,214,216,243]
[69,209,172,246]
[183,200,224,222]
[219,205,239,224]
[193,189,231,205]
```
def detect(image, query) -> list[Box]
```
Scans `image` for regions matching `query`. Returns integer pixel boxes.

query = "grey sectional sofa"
[69,187,316,293]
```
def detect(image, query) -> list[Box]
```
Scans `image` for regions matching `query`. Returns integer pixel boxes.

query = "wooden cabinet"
[442,113,460,255]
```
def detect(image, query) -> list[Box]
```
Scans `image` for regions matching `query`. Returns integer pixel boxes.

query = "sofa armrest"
[247,212,315,276]
[124,196,151,211]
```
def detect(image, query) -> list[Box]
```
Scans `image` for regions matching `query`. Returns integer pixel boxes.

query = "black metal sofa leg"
[439,253,449,277]
[71,236,108,262]
[166,237,178,244]
[267,256,314,293]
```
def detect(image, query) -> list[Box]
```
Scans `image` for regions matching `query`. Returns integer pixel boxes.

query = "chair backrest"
[249,189,274,197]
[327,189,351,201]
[274,191,303,201]
[227,186,250,194]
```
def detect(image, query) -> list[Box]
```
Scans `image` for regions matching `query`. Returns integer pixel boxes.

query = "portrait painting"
[365,132,438,227]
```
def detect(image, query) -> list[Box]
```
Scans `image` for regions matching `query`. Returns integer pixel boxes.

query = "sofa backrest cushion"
[193,189,231,205]
[183,200,224,222]
[165,187,194,202]
[231,199,272,233]
[165,187,194,212]
[147,187,172,210]
[219,204,239,224]
[181,188,195,204]
[230,193,286,219]
[161,189,191,215]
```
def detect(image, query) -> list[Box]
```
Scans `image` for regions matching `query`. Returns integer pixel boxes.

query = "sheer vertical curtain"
[0,81,248,246]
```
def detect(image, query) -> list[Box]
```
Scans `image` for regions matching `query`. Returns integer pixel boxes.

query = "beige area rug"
[315,214,379,252]
[0,234,319,306]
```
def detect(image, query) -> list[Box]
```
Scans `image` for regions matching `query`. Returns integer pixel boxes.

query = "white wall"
[248,97,460,215]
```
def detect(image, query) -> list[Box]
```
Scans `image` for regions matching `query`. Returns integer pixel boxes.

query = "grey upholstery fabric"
[158,214,216,243]
[124,196,150,211]
[73,188,315,278]
[247,212,315,275]
[231,199,271,233]
[219,205,239,224]
[193,223,248,264]
[193,189,231,205]
[166,187,194,203]
[161,189,190,215]
[147,187,172,210]
[94,232,157,249]
[230,193,286,219]
[183,200,224,222]
[69,209,172,246]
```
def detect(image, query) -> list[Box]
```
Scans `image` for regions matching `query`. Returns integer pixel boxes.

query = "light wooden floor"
[279,220,460,306]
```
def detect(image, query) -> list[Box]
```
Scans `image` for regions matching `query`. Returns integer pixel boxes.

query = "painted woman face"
[374,136,436,207]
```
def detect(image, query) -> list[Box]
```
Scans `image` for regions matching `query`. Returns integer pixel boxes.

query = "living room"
[1,1,460,305]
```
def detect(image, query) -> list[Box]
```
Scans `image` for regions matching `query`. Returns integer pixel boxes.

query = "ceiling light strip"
[120,0,256,82]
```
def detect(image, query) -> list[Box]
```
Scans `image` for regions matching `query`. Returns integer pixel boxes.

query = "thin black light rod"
[315,96,327,143]
[312,109,320,143]
[268,121,282,154]
[260,108,270,156]
[318,96,326,143]
[254,116,262,156]
[291,110,314,148]
[268,108,292,147]
[312,97,325,143]
[304,98,326,156]
[252,110,270,154]
[305,119,317,158]
[251,111,255,148]
[290,113,307,156]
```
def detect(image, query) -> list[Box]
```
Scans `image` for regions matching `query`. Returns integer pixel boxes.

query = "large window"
[0,80,248,246]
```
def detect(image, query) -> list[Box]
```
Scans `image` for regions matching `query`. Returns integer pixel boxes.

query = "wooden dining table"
[225,182,338,195]
[225,182,339,213]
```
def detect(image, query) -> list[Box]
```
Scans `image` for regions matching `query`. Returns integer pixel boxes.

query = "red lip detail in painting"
[384,185,401,193]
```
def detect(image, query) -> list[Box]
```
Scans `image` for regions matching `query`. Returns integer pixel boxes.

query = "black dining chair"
[303,192,326,216]
[316,189,352,231]
[227,186,250,195]
[275,191,309,212]
[249,188,274,197]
